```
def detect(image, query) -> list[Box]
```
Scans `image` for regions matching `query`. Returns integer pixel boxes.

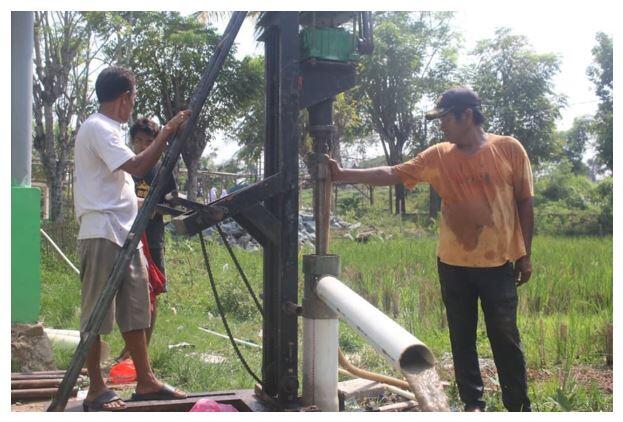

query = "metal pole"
[308,99,335,255]
[46,11,247,411]
[260,12,301,407]
[11,11,34,187]
[302,255,340,411]
[304,99,339,411]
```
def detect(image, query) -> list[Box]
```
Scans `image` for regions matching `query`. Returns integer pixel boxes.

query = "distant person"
[329,87,533,412]
[220,188,228,198]
[114,117,178,363]
[73,65,190,411]
[209,186,218,202]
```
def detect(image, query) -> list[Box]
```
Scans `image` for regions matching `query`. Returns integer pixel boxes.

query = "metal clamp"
[302,254,340,319]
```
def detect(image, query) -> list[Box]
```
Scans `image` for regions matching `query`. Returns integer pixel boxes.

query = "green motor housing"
[300,26,358,62]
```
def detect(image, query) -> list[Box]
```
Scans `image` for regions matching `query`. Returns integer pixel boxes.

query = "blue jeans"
[437,258,531,412]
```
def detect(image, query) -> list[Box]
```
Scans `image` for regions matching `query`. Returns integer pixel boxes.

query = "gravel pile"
[198,211,357,251]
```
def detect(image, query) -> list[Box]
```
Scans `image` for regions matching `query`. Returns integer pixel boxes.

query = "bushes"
[534,164,612,235]
[595,177,613,234]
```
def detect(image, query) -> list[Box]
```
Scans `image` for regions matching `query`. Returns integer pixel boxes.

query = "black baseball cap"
[425,87,482,120]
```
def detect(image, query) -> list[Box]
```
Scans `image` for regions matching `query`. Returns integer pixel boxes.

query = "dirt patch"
[438,352,612,395]
[528,365,613,394]
[11,323,55,372]
[11,401,49,412]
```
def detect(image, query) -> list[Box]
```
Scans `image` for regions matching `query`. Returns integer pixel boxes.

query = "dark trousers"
[437,258,531,412]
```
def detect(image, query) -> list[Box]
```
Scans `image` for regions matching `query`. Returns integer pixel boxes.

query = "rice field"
[37,226,612,411]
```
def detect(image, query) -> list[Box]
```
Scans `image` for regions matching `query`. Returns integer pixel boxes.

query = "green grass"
[38,219,612,410]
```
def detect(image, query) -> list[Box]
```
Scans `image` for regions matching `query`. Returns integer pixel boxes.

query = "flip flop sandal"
[82,390,126,412]
[130,383,187,401]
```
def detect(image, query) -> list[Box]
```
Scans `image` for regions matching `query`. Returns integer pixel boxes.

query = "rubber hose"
[338,348,410,390]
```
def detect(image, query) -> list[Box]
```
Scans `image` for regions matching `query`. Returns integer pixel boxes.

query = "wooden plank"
[64,390,263,412]
[378,400,418,412]
[122,397,248,412]
[337,378,385,401]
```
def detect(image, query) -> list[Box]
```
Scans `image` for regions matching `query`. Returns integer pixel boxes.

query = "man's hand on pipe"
[163,110,192,136]
[327,155,342,182]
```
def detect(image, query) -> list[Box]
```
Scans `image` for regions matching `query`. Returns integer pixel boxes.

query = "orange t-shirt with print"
[393,134,533,267]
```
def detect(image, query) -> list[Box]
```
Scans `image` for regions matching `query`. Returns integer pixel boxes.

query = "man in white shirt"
[74,66,190,411]
[209,186,218,203]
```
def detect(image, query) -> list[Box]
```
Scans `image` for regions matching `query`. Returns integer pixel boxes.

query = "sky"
[207,5,615,164]
[2,1,614,165]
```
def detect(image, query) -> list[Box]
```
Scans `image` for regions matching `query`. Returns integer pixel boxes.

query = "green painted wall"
[11,186,40,323]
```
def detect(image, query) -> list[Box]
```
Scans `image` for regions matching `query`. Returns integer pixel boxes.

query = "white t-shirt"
[74,112,138,247]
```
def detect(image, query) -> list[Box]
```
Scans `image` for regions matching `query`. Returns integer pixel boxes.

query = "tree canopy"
[29,11,611,228]
[356,11,460,212]
[560,116,593,175]
[468,28,565,165]
[32,11,97,220]
[88,12,261,200]
[587,32,613,171]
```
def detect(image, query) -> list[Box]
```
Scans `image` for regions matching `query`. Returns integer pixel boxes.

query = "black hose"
[215,223,264,317]
[198,232,262,385]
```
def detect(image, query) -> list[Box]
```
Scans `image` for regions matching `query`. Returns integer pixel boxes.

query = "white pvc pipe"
[197,327,261,349]
[40,229,80,275]
[302,318,339,411]
[385,384,416,401]
[44,328,80,347]
[316,276,435,375]
[44,328,111,363]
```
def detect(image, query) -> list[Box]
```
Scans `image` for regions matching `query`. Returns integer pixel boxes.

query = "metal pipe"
[197,327,261,349]
[11,11,34,187]
[314,154,332,254]
[13,387,78,401]
[12,370,88,378]
[40,229,80,275]
[316,275,435,375]
[385,384,416,401]
[308,99,334,255]
[302,255,339,412]
[302,318,339,411]
[12,379,63,389]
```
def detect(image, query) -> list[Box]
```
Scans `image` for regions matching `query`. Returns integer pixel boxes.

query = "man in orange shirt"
[329,87,533,412]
